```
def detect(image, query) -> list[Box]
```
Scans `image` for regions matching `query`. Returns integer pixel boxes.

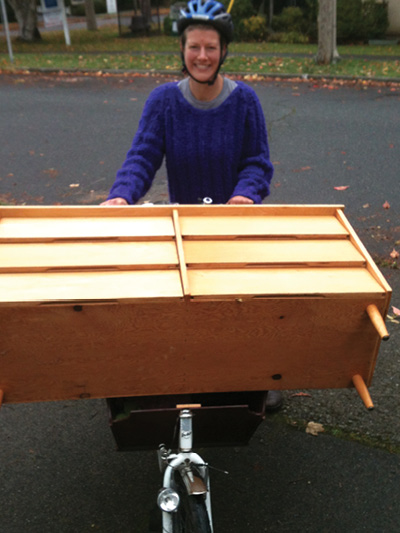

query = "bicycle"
[157,405,213,533]
[1,203,392,533]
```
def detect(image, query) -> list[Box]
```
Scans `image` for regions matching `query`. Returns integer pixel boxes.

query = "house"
[388,0,400,36]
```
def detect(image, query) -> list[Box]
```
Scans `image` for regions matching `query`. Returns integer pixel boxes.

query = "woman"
[101,0,274,207]
[103,0,281,410]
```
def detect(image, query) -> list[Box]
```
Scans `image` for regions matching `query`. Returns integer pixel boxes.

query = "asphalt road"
[0,73,399,532]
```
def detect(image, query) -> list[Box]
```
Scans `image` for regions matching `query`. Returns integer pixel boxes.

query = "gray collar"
[178,77,238,110]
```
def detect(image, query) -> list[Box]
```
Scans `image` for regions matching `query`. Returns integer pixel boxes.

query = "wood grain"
[0,204,391,404]
[0,299,385,403]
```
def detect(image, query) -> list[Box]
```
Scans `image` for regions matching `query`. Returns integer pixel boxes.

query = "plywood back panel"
[0,298,386,403]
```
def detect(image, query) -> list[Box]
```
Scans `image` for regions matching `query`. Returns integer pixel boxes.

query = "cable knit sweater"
[107,81,274,204]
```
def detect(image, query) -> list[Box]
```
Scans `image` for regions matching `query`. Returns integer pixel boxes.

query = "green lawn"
[1,25,400,79]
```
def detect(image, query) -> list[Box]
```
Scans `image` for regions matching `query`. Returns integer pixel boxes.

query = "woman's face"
[182,27,225,83]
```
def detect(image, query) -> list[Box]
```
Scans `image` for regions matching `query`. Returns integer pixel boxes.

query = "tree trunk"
[269,0,273,30]
[84,0,97,31]
[316,0,335,64]
[7,0,41,41]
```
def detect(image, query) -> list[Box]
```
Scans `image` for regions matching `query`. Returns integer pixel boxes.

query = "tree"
[84,0,97,31]
[7,0,41,41]
[316,0,339,64]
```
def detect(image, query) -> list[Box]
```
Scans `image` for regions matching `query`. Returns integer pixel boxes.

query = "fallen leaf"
[363,203,370,208]
[306,421,324,436]
[393,306,400,317]
[289,392,312,399]
[383,201,390,209]
[43,168,59,178]
[390,249,399,259]
[69,183,80,188]
[334,186,349,191]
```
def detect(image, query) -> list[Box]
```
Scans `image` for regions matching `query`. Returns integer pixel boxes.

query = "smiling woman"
[102,0,273,207]
[181,26,224,99]
[101,0,280,487]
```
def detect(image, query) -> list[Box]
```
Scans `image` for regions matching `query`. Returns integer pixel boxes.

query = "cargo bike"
[0,204,392,532]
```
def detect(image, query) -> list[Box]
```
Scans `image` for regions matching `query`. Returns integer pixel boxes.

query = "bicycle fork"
[157,409,213,532]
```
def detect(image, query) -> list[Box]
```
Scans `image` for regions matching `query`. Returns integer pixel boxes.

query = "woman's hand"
[100,197,129,206]
[227,195,254,205]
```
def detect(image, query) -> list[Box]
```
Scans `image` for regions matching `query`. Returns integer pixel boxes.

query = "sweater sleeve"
[230,87,274,204]
[107,87,166,204]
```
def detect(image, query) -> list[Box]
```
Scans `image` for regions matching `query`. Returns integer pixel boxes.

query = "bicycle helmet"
[178,0,234,45]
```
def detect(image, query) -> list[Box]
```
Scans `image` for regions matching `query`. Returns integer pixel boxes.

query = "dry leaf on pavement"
[289,392,312,399]
[306,421,324,436]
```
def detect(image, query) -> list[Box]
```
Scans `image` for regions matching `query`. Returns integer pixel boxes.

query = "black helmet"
[178,0,234,44]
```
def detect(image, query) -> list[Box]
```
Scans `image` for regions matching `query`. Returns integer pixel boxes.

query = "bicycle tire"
[173,472,212,533]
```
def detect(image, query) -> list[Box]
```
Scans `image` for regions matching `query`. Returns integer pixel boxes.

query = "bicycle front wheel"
[173,472,212,533]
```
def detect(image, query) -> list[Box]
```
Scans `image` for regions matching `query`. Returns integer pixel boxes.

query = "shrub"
[237,15,269,42]
[163,15,172,35]
[224,0,255,29]
[302,0,318,42]
[337,0,389,43]
[269,31,309,44]
[70,0,107,16]
[362,0,389,40]
[271,6,306,34]
[337,0,364,43]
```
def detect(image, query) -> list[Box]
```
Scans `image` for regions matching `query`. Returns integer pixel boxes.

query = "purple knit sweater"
[107,81,273,204]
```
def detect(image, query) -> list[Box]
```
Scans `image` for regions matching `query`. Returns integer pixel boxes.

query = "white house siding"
[388,0,400,36]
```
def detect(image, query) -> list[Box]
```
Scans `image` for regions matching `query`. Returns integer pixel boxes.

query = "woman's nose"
[198,46,207,59]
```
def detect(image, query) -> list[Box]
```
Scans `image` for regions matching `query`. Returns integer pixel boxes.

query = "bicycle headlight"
[157,488,180,512]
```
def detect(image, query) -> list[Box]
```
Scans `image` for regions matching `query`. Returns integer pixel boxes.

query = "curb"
[2,67,400,85]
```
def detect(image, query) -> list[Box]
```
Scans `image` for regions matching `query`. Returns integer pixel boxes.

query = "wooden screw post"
[352,374,374,410]
[366,304,390,341]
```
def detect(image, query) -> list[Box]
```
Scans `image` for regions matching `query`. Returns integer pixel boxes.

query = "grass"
[1,24,400,79]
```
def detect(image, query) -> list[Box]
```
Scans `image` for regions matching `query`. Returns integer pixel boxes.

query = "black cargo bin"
[107,391,268,451]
